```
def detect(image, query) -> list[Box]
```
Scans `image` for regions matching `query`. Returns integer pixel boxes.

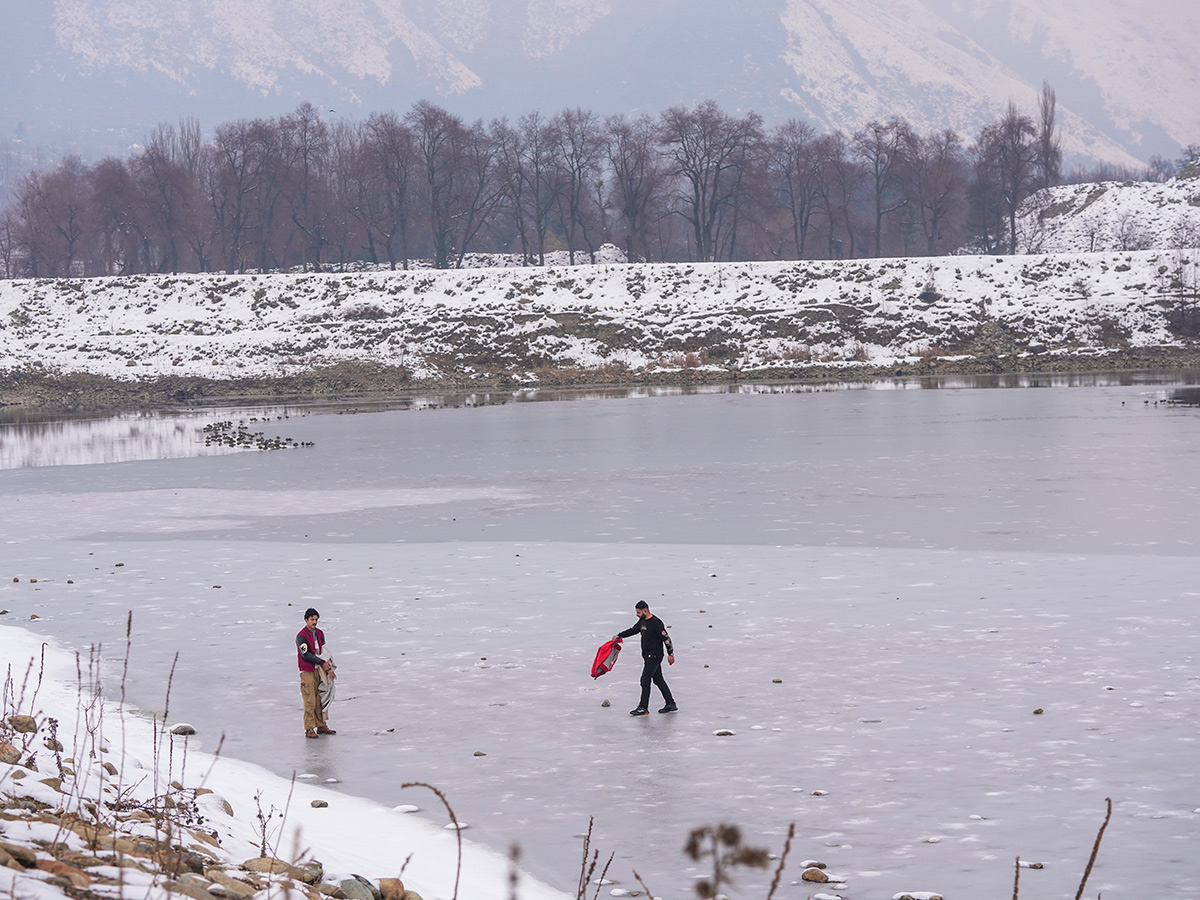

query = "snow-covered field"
[2,248,1198,384]
[2,380,1200,899]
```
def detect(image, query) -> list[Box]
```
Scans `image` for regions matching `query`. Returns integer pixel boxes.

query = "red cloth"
[591,637,622,679]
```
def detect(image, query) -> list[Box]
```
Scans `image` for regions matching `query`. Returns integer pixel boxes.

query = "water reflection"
[3,368,1197,469]
[1168,386,1200,405]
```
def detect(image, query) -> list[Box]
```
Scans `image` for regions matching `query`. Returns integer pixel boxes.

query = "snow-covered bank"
[1,250,1198,391]
[0,623,570,900]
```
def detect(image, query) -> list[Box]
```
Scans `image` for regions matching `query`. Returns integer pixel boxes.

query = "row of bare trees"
[1,90,1068,278]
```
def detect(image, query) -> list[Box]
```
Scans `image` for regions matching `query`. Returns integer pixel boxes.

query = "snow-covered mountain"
[2,0,1197,167]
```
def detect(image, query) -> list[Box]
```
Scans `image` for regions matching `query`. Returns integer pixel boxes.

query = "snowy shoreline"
[0,622,570,900]
[2,251,1199,408]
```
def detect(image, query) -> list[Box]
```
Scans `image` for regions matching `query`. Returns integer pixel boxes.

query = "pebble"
[473,751,486,757]
[170,723,196,735]
[310,800,329,808]
[601,699,611,707]
[713,729,735,736]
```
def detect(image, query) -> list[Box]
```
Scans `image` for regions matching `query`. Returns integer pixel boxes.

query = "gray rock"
[339,876,379,900]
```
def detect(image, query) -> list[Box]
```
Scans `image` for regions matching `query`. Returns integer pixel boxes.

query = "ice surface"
[2,379,1199,898]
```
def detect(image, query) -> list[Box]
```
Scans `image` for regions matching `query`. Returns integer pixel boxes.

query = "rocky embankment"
[1,714,426,900]
[2,250,1199,411]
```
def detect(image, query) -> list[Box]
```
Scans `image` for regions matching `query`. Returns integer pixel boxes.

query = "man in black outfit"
[614,600,677,716]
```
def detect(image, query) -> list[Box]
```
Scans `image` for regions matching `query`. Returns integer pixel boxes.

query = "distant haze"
[2,0,1197,166]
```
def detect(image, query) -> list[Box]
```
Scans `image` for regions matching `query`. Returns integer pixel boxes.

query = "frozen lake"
[2,374,1199,899]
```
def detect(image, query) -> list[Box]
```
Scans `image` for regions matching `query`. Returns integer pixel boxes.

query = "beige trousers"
[300,670,327,731]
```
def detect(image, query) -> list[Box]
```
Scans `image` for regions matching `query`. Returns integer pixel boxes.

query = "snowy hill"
[1017,162,1200,254]
[2,250,1198,393]
[4,0,1198,167]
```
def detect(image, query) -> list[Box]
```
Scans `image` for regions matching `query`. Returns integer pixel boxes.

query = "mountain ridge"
[2,0,1196,168]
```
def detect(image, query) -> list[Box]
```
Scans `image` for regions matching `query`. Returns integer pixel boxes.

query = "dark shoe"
[658,702,678,713]
[629,707,649,716]
[316,726,337,734]
[305,729,319,739]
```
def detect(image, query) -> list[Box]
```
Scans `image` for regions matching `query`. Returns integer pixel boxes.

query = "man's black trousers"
[639,655,674,708]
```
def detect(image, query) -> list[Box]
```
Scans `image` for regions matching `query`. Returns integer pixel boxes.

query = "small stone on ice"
[713,729,735,736]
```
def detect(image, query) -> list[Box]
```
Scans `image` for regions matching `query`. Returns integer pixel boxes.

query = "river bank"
[4,347,1200,416]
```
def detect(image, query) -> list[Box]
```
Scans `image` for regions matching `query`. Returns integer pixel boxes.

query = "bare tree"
[450,119,504,267]
[0,209,17,277]
[89,157,142,274]
[12,156,89,276]
[899,128,967,256]
[1037,81,1063,189]
[766,119,822,259]
[658,101,764,261]
[813,131,863,259]
[853,118,910,257]
[359,112,418,269]
[974,102,1040,253]
[209,120,263,272]
[548,107,605,263]
[604,113,664,263]
[280,103,334,271]
[407,101,466,269]
[135,124,201,273]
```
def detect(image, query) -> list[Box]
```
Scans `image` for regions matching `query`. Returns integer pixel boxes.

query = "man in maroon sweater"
[297,608,337,738]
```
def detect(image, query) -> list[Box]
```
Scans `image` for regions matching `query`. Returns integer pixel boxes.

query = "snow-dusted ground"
[1017,164,1200,254]
[3,379,1200,898]
[2,249,1198,383]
